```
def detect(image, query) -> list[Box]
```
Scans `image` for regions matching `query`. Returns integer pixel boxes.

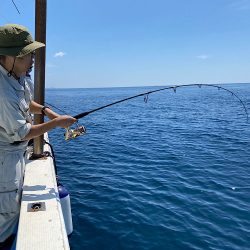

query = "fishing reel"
[64,124,86,141]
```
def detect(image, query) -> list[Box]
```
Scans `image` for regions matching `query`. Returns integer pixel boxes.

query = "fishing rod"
[46,84,249,140]
[73,84,248,120]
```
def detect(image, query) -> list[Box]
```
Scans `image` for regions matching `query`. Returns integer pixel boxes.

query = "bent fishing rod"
[46,84,249,140]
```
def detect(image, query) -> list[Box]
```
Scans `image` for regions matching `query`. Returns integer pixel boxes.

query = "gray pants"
[0,151,25,242]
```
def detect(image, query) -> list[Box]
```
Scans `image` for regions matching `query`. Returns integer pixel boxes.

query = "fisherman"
[0,24,76,244]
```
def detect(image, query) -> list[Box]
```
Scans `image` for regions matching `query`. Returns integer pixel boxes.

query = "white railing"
[16,134,70,250]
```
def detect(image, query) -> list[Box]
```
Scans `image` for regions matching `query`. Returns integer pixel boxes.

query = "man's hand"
[54,115,77,128]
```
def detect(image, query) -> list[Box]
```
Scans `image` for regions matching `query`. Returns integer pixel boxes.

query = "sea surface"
[46,84,250,250]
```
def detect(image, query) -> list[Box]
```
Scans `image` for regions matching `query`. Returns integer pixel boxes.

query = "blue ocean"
[46,84,250,250]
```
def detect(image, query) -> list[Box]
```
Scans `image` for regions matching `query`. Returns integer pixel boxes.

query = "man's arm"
[22,115,76,141]
[29,100,60,119]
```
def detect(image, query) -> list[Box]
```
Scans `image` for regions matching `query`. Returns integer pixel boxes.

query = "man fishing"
[0,24,76,244]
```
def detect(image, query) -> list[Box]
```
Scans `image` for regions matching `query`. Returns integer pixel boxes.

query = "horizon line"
[45,82,250,89]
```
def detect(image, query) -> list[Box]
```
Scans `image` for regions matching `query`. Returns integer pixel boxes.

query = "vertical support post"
[33,0,47,156]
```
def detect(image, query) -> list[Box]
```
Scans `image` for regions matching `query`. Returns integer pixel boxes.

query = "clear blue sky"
[1,0,250,88]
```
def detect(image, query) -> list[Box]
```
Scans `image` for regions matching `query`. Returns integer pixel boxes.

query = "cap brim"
[0,41,45,57]
[17,41,45,57]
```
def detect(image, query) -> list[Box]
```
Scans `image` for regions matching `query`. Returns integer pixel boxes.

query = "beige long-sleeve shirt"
[0,65,32,150]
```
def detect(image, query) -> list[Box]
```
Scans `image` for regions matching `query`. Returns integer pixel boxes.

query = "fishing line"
[44,101,97,134]
[45,102,67,115]
[11,0,21,14]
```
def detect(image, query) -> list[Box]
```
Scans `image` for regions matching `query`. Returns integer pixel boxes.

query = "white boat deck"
[16,134,70,250]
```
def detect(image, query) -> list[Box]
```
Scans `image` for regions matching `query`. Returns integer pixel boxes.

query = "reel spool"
[65,125,86,141]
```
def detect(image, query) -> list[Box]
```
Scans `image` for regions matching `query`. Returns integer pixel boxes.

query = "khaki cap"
[0,24,45,57]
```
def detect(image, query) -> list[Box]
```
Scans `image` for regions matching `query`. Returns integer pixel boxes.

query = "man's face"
[15,52,35,76]
[6,52,34,77]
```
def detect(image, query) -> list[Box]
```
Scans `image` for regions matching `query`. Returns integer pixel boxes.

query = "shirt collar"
[0,64,24,91]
